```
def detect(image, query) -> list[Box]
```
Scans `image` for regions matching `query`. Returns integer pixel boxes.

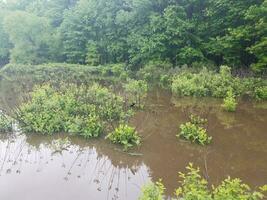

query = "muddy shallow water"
[0,78,267,200]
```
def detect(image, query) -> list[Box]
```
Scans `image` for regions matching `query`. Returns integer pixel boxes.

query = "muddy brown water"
[0,78,267,200]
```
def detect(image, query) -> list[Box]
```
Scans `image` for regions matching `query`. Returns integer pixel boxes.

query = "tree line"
[0,0,266,72]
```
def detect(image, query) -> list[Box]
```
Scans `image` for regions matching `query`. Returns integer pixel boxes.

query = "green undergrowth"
[139,163,267,200]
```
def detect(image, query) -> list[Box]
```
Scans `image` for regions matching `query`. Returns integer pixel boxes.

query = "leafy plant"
[106,124,141,151]
[255,86,267,100]
[175,163,212,200]
[177,115,211,145]
[222,89,238,112]
[139,164,267,200]
[139,180,165,200]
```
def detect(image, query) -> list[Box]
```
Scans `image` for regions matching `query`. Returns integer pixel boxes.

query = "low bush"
[139,180,165,200]
[255,86,267,100]
[18,83,130,137]
[106,124,141,151]
[0,111,13,132]
[172,66,267,99]
[139,163,267,200]
[222,90,238,112]
[177,115,211,145]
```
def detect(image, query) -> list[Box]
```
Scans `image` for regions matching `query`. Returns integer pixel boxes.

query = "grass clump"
[222,89,238,112]
[139,163,267,200]
[18,83,129,137]
[0,111,13,133]
[106,124,141,151]
[177,115,211,145]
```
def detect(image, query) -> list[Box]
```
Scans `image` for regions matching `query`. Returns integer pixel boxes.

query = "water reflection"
[0,133,150,200]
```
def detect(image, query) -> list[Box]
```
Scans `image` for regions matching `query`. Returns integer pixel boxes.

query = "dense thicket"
[0,0,266,72]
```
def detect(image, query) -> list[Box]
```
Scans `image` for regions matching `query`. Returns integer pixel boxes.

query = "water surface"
[0,78,267,200]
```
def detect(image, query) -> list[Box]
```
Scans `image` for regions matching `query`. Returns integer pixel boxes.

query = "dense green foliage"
[139,180,165,200]
[106,124,141,151]
[172,66,267,98]
[0,0,266,72]
[18,84,129,137]
[0,111,13,132]
[177,115,211,145]
[139,164,267,200]
[255,86,267,100]
[222,90,238,112]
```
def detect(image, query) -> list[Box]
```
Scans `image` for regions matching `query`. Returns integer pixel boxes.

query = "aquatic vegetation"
[0,111,13,132]
[139,180,165,200]
[222,90,238,112]
[106,124,141,151]
[177,115,211,145]
[175,163,212,200]
[255,86,267,100]
[18,83,129,137]
[140,163,267,200]
[123,79,148,108]
[172,66,266,99]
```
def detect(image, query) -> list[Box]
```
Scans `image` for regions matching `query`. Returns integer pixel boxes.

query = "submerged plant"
[177,115,211,145]
[106,124,141,151]
[222,89,238,112]
[0,111,13,133]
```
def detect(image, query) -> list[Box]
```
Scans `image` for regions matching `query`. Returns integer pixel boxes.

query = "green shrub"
[0,112,13,132]
[140,164,266,200]
[222,90,237,112]
[123,79,148,108]
[177,115,211,145]
[255,86,267,100]
[213,177,265,200]
[18,83,129,137]
[139,180,165,200]
[106,124,141,151]
[175,163,212,200]
[172,66,266,99]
